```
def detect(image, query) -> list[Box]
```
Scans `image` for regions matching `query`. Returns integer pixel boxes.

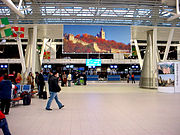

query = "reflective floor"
[4,82,180,135]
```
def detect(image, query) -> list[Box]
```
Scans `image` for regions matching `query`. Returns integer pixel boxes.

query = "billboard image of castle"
[63,25,131,53]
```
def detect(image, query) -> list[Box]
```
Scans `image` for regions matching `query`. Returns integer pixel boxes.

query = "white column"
[17,38,26,73]
[176,0,180,14]
[1,0,25,18]
[163,28,174,61]
[18,0,23,10]
[31,26,37,75]
[134,40,143,69]
[153,27,157,88]
[50,42,57,59]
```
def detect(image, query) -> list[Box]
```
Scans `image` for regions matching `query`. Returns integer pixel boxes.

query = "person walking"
[67,72,72,87]
[45,72,64,110]
[131,73,135,83]
[126,74,130,83]
[82,72,87,85]
[38,71,45,99]
[0,74,12,115]
[62,72,67,87]
[0,110,11,135]
[35,72,40,93]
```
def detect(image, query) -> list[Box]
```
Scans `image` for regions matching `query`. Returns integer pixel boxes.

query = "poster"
[63,25,131,53]
[158,62,175,93]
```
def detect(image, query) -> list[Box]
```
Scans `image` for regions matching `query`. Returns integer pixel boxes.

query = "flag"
[43,51,50,59]
[132,47,137,56]
[0,17,13,38]
[12,27,24,38]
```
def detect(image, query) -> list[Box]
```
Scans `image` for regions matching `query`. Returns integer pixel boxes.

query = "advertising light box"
[63,25,131,54]
[86,59,101,66]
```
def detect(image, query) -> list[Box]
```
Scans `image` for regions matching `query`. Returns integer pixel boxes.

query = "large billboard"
[63,25,131,53]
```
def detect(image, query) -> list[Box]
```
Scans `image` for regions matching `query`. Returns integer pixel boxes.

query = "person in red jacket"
[0,74,3,82]
[0,111,11,135]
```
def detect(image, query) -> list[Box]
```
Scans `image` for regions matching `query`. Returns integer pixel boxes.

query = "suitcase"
[23,94,31,105]
[43,91,47,99]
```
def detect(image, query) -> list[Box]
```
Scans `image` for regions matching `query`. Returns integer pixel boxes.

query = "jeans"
[46,92,63,109]
[0,118,11,135]
[68,80,71,87]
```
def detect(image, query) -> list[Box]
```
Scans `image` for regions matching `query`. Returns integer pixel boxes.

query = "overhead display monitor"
[63,25,131,54]
[86,59,101,66]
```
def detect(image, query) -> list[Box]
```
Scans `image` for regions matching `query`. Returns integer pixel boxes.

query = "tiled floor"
[3,82,180,135]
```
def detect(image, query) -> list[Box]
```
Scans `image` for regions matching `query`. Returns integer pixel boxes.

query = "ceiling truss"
[0,0,179,26]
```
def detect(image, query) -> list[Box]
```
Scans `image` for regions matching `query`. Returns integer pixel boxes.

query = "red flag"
[12,27,24,38]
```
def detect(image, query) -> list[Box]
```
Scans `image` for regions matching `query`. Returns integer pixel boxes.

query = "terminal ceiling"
[0,0,180,27]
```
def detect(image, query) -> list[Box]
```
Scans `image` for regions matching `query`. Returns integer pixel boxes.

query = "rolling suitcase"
[23,94,31,105]
[43,91,47,99]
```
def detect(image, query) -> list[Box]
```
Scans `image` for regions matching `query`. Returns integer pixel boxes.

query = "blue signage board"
[86,59,101,66]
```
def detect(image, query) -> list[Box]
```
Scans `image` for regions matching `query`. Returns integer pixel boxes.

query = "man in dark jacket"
[0,74,12,115]
[82,72,87,85]
[45,72,64,110]
[38,71,45,98]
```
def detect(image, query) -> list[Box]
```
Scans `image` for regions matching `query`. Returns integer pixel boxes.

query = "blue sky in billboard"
[64,25,130,44]
[158,74,175,81]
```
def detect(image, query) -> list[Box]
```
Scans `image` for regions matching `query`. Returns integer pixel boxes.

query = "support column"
[134,40,143,69]
[25,27,37,75]
[25,28,33,74]
[50,42,57,59]
[139,29,158,89]
[17,38,26,73]
[31,26,37,75]
[152,28,158,88]
[163,28,174,61]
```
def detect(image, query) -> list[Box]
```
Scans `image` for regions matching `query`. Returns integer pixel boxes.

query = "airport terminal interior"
[0,0,180,135]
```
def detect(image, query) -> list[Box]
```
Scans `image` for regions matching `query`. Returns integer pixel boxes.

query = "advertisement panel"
[63,25,131,53]
[158,62,175,93]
